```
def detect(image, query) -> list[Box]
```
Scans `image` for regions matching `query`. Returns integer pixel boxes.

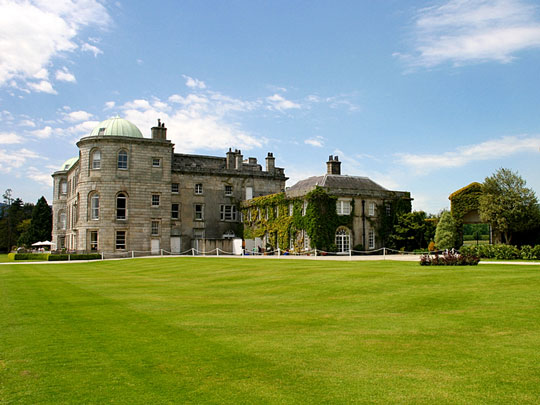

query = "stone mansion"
[52,117,411,254]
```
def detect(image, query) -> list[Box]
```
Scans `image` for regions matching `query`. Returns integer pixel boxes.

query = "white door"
[151,239,160,255]
[171,237,181,254]
[246,186,253,200]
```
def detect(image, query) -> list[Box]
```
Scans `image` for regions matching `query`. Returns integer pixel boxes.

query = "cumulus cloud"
[0,148,42,173]
[304,136,324,147]
[63,110,93,122]
[398,0,540,68]
[55,67,76,82]
[397,135,540,172]
[0,132,22,144]
[27,166,53,186]
[81,42,103,57]
[31,126,53,139]
[183,75,206,89]
[266,94,301,111]
[0,0,110,91]
[104,101,115,109]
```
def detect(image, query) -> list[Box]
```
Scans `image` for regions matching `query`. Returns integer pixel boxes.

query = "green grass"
[1,258,540,404]
[0,254,11,262]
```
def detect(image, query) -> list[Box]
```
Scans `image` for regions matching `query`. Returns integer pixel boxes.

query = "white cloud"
[20,119,36,127]
[0,0,110,91]
[27,80,57,94]
[397,135,540,172]
[104,101,115,109]
[0,132,22,144]
[31,126,53,139]
[399,0,540,68]
[81,42,103,57]
[64,120,100,137]
[183,75,206,89]
[266,94,301,111]
[0,148,42,173]
[55,67,76,82]
[304,136,324,147]
[27,166,53,187]
[63,110,93,122]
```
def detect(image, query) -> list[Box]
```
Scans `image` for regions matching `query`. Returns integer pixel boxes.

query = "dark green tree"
[479,168,540,244]
[18,196,52,247]
[390,211,436,252]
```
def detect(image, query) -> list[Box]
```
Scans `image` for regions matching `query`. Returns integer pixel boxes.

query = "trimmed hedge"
[48,253,102,261]
[420,252,480,266]
[14,253,50,261]
[460,244,525,260]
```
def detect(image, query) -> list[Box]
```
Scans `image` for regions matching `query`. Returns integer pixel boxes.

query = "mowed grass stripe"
[1,259,540,404]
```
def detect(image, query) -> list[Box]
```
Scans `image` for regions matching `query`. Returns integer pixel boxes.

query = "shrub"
[48,253,101,261]
[14,253,49,261]
[420,252,479,266]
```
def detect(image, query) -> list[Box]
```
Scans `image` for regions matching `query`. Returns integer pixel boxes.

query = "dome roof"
[60,157,79,171]
[90,116,144,138]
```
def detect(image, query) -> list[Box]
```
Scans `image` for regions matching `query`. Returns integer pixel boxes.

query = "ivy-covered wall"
[449,182,483,245]
[242,186,353,251]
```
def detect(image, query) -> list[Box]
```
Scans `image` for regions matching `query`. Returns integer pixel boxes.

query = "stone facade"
[52,117,287,254]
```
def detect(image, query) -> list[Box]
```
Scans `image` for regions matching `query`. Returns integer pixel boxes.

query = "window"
[274,206,279,218]
[97,127,106,136]
[171,203,179,219]
[385,205,391,216]
[368,202,375,216]
[152,158,161,167]
[116,193,127,220]
[59,236,66,249]
[225,185,233,196]
[90,193,99,220]
[220,205,237,221]
[302,200,308,216]
[151,194,160,207]
[59,211,66,230]
[171,183,179,193]
[151,221,160,236]
[195,183,203,195]
[335,228,350,253]
[303,231,310,250]
[194,204,204,220]
[59,180,67,195]
[91,150,101,169]
[223,230,235,239]
[90,231,98,251]
[289,203,293,216]
[368,229,375,249]
[116,231,126,250]
[245,186,253,200]
[337,200,351,215]
[117,150,128,169]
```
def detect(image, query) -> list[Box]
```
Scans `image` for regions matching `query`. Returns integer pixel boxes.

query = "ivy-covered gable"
[449,182,483,223]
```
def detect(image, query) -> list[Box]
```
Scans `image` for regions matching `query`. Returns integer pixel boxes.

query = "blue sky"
[1,0,540,213]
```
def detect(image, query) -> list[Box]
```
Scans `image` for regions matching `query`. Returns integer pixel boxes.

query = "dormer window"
[98,128,106,136]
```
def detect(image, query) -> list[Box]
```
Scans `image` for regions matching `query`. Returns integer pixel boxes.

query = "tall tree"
[479,168,540,244]
[31,196,52,243]
[390,211,436,252]
[434,211,458,250]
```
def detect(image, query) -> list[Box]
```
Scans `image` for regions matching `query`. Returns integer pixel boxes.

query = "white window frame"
[171,183,179,193]
[220,204,238,222]
[117,150,128,169]
[368,202,375,216]
[90,231,98,251]
[289,203,293,216]
[59,211,67,230]
[368,229,375,250]
[90,193,99,220]
[151,194,160,207]
[224,185,233,196]
[151,220,160,236]
[335,228,351,253]
[116,230,126,250]
[194,204,204,220]
[195,183,203,195]
[116,193,127,220]
[171,203,179,220]
[152,158,161,167]
[337,200,351,215]
[91,150,101,170]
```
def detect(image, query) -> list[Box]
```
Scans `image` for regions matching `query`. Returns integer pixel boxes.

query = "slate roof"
[286,174,409,198]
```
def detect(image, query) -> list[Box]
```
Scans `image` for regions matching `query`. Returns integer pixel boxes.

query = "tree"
[390,211,436,252]
[30,196,52,243]
[479,168,540,244]
[434,211,458,250]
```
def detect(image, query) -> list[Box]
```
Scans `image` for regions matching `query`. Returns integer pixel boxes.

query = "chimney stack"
[266,152,275,173]
[151,118,167,140]
[326,155,341,175]
[235,149,243,170]
[226,148,235,169]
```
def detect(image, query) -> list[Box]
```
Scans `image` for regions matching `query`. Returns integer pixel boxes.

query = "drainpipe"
[362,200,366,248]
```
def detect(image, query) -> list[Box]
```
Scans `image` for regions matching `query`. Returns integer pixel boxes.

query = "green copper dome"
[60,157,79,171]
[90,116,144,138]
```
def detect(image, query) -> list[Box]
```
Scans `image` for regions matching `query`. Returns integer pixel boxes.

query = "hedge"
[48,253,102,261]
[14,253,50,261]
[460,244,540,260]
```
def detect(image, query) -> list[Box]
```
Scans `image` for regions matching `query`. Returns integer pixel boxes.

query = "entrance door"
[171,237,181,254]
[151,239,160,255]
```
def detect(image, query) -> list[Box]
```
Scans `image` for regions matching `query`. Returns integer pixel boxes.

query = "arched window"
[90,193,100,220]
[58,210,66,230]
[335,227,351,253]
[116,193,127,220]
[91,149,101,169]
[117,150,128,169]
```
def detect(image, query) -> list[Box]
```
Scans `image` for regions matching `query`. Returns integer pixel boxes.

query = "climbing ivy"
[449,182,483,245]
[242,186,353,251]
[374,195,412,249]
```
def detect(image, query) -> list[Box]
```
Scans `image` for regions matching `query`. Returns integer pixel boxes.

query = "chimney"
[326,155,341,175]
[235,149,243,170]
[266,152,275,173]
[226,148,235,169]
[151,118,167,140]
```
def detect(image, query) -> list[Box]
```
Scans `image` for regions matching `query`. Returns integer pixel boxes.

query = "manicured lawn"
[0,254,10,262]
[1,258,540,403]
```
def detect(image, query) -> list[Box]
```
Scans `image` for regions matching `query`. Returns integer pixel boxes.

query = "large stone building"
[51,117,287,254]
[242,155,412,253]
